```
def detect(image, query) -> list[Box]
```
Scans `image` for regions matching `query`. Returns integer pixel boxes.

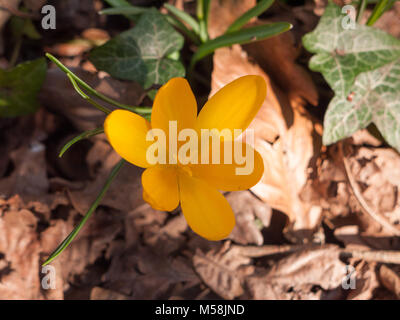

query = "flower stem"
[46,53,152,115]
[366,0,389,26]
[67,74,111,114]
[42,159,125,266]
[59,127,104,158]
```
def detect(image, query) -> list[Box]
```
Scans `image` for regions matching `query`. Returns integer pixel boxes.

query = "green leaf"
[99,6,148,16]
[89,9,185,88]
[10,16,41,40]
[302,2,400,96]
[164,3,200,35]
[0,58,47,117]
[323,58,400,152]
[226,0,274,33]
[59,128,104,157]
[190,22,292,68]
[366,0,392,26]
[42,159,125,266]
[102,0,140,20]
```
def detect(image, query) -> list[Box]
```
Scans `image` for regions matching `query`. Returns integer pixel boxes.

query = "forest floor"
[1,0,400,300]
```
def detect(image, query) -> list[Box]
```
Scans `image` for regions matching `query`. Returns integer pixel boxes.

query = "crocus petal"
[191,142,264,191]
[104,109,153,168]
[151,78,197,145]
[196,75,266,137]
[142,165,179,211]
[178,171,235,240]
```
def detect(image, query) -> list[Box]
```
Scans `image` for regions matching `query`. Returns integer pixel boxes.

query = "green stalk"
[366,0,389,25]
[46,53,151,115]
[67,74,111,114]
[197,0,209,42]
[42,159,125,266]
[59,127,104,158]
[164,3,200,35]
[357,0,367,23]
[165,14,201,45]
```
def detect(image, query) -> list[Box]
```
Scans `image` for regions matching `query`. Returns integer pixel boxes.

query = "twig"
[340,141,400,236]
[341,249,400,264]
[231,243,321,258]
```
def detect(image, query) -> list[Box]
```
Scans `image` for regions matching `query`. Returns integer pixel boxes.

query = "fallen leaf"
[193,241,254,299]
[207,0,256,39]
[246,245,346,299]
[379,264,400,299]
[227,190,272,246]
[244,22,318,109]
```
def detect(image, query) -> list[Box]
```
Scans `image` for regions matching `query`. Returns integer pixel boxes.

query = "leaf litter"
[0,0,400,300]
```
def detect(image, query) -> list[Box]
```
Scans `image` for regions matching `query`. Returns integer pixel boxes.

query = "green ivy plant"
[0,58,47,117]
[303,1,400,151]
[96,0,292,83]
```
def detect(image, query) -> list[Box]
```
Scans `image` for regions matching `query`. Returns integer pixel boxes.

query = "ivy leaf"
[323,58,400,152]
[302,2,400,96]
[89,9,185,88]
[0,58,47,117]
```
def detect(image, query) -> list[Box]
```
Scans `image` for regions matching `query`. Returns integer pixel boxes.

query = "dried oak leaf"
[193,241,254,300]
[210,27,322,240]
[90,287,130,300]
[345,145,400,236]
[244,22,318,109]
[0,196,42,299]
[0,142,49,201]
[226,190,272,246]
[379,264,400,299]
[211,45,287,143]
[246,245,346,299]
[347,260,379,300]
[207,0,256,39]
[250,109,322,239]
[103,245,199,299]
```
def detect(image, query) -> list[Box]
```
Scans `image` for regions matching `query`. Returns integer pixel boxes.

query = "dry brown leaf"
[250,109,322,240]
[90,287,130,300]
[0,142,49,201]
[379,265,400,299]
[0,196,42,299]
[103,245,199,299]
[207,0,256,39]
[246,246,346,299]
[244,23,318,109]
[193,241,254,299]
[209,4,322,240]
[346,261,379,300]
[344,145,400,236]
[211,45,287,142]
[227,191,272,246]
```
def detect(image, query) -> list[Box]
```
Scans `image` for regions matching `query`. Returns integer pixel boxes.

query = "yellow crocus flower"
[104,75,266,240]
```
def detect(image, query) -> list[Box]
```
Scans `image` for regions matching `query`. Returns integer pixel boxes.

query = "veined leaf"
[90,9,185,88]
[323,58,400,152]
[302,2,400,97]
[0,58,47,117]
